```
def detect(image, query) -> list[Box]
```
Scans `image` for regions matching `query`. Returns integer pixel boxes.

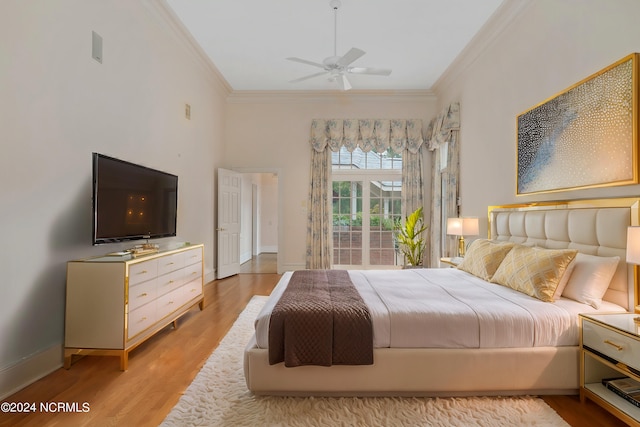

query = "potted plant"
[394,207,428,267]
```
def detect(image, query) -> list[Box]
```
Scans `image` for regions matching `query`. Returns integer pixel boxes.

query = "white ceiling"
[164,0,505,92]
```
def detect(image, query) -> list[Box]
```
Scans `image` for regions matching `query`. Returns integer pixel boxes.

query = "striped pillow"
[457,239,516,281]
[491,245,578,302]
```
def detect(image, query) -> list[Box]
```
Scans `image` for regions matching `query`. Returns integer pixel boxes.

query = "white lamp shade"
[446,218,463,236]
[446,217,479,236]
[462,218,479,236]
[627,226,640,265]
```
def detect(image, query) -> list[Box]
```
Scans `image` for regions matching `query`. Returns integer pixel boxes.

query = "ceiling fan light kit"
[286,0,392,91]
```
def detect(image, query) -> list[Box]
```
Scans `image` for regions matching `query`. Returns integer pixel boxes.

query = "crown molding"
[431,0,532,96]
[141,0,232,95]
[225,89,435,104]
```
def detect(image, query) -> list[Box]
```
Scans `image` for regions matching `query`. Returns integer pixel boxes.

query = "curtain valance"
[310,118,424,154]
[426,102,460,150]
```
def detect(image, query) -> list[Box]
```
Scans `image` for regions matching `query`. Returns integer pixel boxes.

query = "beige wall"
[0,0,227,397]
[224,93,436,271]
[434,0,640,237]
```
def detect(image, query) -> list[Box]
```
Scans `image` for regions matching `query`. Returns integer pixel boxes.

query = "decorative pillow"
[561,253,620,308]
[457,239,516,281]
[491,245,578,302]
[522,246,578,301]
[553,256,576,300]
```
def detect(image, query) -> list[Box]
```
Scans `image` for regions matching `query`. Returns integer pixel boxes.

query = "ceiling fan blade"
[337,73,352,91]
[289,71,329,83]
[348,67,392,76]
[286,57,326,69]
[336,48,365,67]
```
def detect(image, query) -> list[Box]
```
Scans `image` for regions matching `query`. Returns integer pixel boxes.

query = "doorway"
[238,172,279,274]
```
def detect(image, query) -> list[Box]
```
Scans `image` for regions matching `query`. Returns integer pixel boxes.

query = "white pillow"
[561,253,620,308]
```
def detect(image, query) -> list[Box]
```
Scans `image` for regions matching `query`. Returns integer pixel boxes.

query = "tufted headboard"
[488,198,640,311]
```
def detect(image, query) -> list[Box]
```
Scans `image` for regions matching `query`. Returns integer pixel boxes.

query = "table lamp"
[627,226,640,265]
[447,217,479,257]
[626,226,640,322]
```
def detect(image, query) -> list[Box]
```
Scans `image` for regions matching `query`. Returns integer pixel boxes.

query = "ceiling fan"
[286,0,392,91]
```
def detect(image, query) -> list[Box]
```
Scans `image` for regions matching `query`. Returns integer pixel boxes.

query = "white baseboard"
[205,270,216,284]
[0,344,63,400]
[259,246,278,253]
[240,251,252,264]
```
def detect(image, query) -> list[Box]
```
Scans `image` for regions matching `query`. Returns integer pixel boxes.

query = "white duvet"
[254,268,625,349]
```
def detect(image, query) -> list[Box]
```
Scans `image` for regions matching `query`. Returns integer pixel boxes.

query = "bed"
[244,198,640,396]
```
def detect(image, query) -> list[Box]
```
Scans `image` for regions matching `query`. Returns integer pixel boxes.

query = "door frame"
[233,167,283,274]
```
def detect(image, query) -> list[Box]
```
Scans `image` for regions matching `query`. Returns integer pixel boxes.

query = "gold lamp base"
[458,236,465,257]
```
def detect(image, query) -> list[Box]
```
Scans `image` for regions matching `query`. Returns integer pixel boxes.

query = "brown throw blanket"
[268,270,373,367]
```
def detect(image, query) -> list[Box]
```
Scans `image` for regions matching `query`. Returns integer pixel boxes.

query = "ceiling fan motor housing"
[323,56,342,69]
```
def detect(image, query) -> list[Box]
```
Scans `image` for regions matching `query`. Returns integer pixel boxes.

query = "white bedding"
[254,268,625,350]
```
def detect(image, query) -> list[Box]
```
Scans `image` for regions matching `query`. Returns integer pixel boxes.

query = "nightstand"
[440,257,462,268]
[580,313,640,425]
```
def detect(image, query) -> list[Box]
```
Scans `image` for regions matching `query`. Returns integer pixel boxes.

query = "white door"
[217,168,241,279]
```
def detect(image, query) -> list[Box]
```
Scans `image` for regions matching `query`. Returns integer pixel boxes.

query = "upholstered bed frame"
[244,198,640,396]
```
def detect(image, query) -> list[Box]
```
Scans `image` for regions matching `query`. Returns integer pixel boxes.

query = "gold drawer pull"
[168,301,174,305]
[140,293,148,297]
[604,339,624,351]
[138,270,148,274]
[167,262,174,265]
[141,317,147,321]
[169,280,174,284]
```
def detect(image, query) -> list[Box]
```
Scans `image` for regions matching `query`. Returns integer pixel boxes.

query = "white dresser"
[64,244,204,370]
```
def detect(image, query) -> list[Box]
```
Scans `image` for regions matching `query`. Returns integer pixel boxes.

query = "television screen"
[92,153,178,245]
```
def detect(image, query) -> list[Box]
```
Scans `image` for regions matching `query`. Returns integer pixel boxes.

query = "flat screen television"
[92,153,178,245]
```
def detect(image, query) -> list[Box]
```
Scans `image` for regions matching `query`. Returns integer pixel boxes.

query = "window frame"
[332,168,402,269]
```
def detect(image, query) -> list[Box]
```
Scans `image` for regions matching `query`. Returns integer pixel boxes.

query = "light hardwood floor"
[0,272,625,427]
[239,253,277,274]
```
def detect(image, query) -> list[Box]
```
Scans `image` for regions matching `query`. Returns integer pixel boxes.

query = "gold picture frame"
[516,53,639,195]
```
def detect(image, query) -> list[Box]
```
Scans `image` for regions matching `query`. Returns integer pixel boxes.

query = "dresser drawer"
[183,276,203,299]
[157,252,185,276]
[128,278,158,311]
[128,301,156,339]
[183,262,202,283]
[129,259,158,286]
[583,319,640,371]
[156,287,183,320]
[183,248,203,266]
[157,268,186,296]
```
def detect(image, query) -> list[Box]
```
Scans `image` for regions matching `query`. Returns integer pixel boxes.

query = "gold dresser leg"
[120,351,128,371]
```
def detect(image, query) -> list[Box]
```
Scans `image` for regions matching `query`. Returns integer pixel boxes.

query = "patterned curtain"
[306,118,424,269]
[426,103,460,267]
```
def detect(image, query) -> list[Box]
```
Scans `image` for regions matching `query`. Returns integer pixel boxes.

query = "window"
[332,147,402,268]
[333,146,402,170]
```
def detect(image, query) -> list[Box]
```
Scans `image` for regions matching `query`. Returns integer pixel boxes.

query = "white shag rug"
[161,296,570,427]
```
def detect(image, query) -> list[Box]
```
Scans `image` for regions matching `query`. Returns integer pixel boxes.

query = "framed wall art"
[517,53,639,195]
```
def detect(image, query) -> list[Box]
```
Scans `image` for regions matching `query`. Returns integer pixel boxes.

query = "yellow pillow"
[457,239,516,281]
[491,245,578,302]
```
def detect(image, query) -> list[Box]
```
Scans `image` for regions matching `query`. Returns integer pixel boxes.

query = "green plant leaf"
[394,207,427,266]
